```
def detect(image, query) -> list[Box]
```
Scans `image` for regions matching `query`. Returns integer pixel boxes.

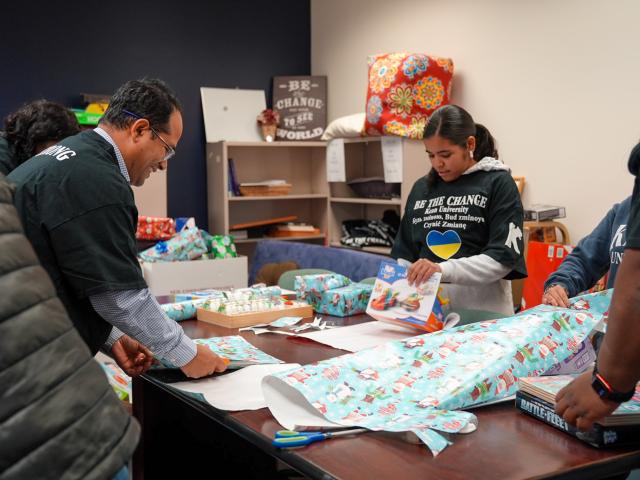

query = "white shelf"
[330,242,392,256]
[234,234,326,244]
[225,140,326,147]
[223,138,381,147]
[330,197,402,206]
[342,136,382,144]
[229,194,328,201]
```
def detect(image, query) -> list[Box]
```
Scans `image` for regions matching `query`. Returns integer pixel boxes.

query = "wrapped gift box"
[138,227,207,262]
[136,215,176,241]
[295,273,373,317]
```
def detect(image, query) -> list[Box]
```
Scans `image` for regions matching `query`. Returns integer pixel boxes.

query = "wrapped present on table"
[295,273,373,317]
[138,227,207,262]
[136,215,176,241]
[200,231,238,259]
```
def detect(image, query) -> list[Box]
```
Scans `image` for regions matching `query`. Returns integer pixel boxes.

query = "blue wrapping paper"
[295,273,373,317]
[264,290,611,456]
[139,226,207,262]
[161,300,200,321]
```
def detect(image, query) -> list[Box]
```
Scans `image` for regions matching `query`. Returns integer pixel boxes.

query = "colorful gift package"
[201,231,238,259]
[262,290,611,456]
[295,273,373,317]
[136,215,176,241]
[138,226,207,262]
[364,52,454,139]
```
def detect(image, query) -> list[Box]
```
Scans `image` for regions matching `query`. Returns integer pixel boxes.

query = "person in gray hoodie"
[392,105,527,315]
[543,197,631,307]
[0,173,139,480]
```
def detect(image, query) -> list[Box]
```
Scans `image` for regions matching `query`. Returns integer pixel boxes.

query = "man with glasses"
[8,79,227,379]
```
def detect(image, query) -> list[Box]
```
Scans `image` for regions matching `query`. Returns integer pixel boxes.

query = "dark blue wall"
[0,1,310,229]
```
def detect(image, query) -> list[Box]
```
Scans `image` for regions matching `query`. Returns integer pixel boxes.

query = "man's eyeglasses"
[122,109,176,161]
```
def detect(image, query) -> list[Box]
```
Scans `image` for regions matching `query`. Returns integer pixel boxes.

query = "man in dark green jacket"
[0,173,139,480]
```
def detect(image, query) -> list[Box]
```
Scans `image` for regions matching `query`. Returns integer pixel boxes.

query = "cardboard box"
[142,256,248,296]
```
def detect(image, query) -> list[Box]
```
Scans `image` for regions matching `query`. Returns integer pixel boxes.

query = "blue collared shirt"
[94,127,131,183]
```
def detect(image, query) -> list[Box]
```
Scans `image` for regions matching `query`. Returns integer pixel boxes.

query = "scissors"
[272,428,368,448]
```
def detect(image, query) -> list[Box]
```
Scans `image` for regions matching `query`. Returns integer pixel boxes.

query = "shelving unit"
[206,138,426,260]
[327,137,425,256]
[206,141,328,258]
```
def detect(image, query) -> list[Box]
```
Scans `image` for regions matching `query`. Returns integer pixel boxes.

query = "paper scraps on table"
[239,316,335,335]
[296,320,416,352]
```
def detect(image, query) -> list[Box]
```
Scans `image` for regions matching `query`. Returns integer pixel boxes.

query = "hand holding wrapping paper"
[262,290,611,456]
[158,336,283,370]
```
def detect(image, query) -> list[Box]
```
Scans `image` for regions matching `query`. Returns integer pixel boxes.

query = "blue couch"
[249,240,390,284]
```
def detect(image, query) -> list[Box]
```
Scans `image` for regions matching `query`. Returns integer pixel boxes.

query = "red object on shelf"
[136,216,176,241]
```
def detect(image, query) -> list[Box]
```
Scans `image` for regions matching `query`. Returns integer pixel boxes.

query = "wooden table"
[132,315,640,479]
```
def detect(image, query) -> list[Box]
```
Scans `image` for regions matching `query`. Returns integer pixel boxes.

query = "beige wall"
[311,0,640,241]
[133,169,167,218]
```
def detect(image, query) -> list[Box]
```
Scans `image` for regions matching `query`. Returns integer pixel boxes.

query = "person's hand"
[111,334,154,377]
[407,259,441,286]
[542,284,570,307]
[555,370,620,431]
[180,344,228,379]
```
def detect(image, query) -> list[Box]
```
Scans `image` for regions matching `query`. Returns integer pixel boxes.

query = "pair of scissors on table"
[272,428,368,448]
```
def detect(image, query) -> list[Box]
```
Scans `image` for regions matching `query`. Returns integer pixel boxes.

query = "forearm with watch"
[590,248,640,401]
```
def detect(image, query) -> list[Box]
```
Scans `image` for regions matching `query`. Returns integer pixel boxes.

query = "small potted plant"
[257,108,280,142]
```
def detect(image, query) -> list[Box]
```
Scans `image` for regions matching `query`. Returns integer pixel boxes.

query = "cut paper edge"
[262,374,478,455]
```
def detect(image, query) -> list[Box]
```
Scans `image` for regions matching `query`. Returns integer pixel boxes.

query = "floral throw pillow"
[364,52,454,139]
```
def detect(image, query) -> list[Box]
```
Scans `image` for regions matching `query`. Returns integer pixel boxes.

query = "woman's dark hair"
[3,100,80,164]
[101,78,182,134]
[423,104,498,184]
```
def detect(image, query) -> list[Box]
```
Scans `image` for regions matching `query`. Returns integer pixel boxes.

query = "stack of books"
[516,375,640,447]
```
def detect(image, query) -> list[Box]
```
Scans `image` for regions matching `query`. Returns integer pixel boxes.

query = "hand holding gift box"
[366,261,454,332]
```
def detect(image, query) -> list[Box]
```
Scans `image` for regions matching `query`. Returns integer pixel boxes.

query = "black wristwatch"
[591,363,636,403]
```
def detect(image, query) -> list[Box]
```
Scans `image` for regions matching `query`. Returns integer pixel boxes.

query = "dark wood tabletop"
[135,314,640,480]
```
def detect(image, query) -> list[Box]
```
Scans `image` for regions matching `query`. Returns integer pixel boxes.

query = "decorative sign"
[273,76,327,141]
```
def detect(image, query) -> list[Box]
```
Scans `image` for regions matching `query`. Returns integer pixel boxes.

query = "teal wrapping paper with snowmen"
[262,290,611,456]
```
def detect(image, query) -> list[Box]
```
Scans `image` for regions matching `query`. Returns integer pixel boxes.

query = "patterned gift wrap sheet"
[263,290,611,455]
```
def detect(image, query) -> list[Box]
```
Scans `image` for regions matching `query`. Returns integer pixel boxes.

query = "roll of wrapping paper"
[161,300,202,321]
[162,286,283,321]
